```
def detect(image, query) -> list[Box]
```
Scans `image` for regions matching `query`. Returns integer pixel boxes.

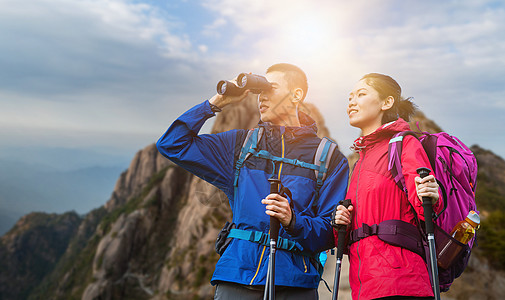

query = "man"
[157,63,349,299]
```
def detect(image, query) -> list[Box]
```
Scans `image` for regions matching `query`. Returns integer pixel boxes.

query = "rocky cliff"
[0,97,504,300]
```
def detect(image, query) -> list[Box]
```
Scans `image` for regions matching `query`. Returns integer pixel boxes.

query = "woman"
[333,73,442,300]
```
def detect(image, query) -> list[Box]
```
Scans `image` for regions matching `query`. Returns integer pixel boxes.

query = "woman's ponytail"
[397,97,417,122]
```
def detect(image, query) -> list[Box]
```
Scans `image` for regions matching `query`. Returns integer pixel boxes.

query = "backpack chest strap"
[235,147,326,186]
[254,150,324,172]
[349,219,425,257]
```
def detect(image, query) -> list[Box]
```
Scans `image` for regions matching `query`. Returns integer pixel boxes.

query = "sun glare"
[281,15,337,60]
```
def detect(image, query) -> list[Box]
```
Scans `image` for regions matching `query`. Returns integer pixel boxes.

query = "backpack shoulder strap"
[313,137,338,205]
[388,131,419,193]
[420,133,439,171]
[234,127,265,187]
[388,131,448,220]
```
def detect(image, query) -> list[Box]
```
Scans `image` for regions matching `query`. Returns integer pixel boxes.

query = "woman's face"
[348,79,387,136]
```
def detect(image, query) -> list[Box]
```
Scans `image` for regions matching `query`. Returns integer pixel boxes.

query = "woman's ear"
[291,87,304,104]
[382,96,395,111]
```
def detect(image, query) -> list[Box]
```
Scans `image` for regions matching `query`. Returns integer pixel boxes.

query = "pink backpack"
[388,131,478,292]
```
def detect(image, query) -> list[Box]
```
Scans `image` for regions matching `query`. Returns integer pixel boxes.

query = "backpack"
[388,130,478,292]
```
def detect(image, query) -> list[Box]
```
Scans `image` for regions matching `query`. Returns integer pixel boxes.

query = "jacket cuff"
[284,209,297,234]
[203,99,218,117]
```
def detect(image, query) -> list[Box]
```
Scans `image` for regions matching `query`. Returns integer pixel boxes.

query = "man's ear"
[382,96,394,111]
[291,87,304,104]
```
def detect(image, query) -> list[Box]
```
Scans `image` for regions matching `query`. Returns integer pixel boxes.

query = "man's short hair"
[266,63,308,100]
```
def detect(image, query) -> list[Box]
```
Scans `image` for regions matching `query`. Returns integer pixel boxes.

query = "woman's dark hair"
[361,73,417,124]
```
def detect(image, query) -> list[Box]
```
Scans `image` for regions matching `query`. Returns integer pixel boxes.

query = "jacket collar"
[351,118,411,152]
[258,111,318,142]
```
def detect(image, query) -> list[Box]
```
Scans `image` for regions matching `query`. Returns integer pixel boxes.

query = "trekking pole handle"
[331,199,352,300]
[417,168,441,300]
[333,199,352,258]
[417,167,435,234]
[268,178,281,242]
[331,199,352,230]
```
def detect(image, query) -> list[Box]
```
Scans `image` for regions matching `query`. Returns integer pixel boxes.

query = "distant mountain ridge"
[0,97,504,299]
[0,209,21,239]
[0,160,124,234]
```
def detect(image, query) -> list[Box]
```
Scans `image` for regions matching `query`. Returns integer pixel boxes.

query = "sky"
[1,0,504,170]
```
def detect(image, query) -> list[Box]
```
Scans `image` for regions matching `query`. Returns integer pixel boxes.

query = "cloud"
[202,18,227,37]
[0,0,201,98]
[197,0,505,156]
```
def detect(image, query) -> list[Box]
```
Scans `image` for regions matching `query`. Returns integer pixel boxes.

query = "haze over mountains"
[0,146,130,234]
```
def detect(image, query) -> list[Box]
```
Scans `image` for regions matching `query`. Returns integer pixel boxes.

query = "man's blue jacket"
[156,100,349,289]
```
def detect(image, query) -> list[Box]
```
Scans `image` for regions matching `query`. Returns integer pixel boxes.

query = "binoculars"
[216,73,272,96]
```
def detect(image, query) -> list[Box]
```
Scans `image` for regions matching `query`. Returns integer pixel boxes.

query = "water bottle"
[450,211,480,244]
[437,210,480,269]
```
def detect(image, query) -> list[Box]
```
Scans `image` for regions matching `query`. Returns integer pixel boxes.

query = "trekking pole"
[417,167,441,300]
[263,178,281,300]
[331,199,351,300]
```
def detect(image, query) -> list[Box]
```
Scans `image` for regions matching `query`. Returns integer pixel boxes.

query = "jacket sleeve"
[401,136,444,220]
[156,100,238,199]
[287,151,349,254]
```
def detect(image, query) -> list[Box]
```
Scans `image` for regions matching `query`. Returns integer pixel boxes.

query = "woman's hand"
[332,204,354,226]
[415,175,440,205]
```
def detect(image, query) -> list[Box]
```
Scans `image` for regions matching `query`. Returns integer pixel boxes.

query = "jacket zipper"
[249,133,286,285]
[277,135,308,272]
[250,246,267,285]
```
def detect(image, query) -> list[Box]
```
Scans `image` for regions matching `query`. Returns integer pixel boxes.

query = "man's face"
[258,71,297,126]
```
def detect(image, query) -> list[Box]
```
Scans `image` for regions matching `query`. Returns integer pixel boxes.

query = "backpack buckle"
[362,223,379,237]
